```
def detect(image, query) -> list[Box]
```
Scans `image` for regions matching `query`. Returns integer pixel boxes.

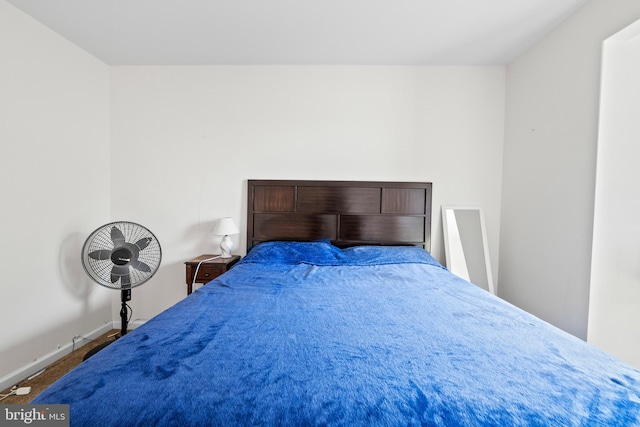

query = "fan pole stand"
[120,288,131,337]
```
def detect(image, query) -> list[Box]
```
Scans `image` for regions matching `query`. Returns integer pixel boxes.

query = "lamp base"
[220,235,233,258]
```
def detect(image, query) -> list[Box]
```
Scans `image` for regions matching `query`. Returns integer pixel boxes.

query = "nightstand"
[184,254,241,295]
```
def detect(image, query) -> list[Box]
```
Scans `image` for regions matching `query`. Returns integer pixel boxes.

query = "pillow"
[241,240,346,265]
[340,245,444,268]
[241,241,443,269]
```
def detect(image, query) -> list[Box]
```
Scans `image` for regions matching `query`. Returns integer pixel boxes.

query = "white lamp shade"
[213,217,239,236]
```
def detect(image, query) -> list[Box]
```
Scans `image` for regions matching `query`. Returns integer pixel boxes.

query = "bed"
[33,180,640,426]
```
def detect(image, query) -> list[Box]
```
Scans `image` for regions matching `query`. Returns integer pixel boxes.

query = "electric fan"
[81,221,162,358]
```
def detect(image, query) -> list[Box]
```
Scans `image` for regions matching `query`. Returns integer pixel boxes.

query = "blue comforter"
[33,241,640,426]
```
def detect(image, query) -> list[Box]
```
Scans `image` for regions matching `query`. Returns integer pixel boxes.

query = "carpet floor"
[0,330,119,405]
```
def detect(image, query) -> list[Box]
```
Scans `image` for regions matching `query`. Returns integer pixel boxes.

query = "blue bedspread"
[33,242,640,426]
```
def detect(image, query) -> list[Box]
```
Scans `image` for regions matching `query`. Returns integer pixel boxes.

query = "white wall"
[0,1,111,385]
[500,0,640,340]
[110,66,506,321]
[588,19,640,366]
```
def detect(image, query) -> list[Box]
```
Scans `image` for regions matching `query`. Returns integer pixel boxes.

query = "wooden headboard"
[247,180,432,251]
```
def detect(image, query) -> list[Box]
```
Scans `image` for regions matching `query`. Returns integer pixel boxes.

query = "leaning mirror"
[442,206,495,294]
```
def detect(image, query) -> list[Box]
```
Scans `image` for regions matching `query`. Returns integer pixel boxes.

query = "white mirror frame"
[442,206,495,295]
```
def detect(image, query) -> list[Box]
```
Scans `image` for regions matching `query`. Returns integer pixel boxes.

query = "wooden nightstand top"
[185,254,241,266]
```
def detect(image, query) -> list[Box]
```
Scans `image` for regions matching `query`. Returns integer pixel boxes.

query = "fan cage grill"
[82,221,162,289]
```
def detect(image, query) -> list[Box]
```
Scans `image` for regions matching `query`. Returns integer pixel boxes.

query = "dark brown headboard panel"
[247,180,432,251]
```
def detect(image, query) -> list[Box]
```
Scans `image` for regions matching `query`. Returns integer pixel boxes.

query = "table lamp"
[214,217,239,258]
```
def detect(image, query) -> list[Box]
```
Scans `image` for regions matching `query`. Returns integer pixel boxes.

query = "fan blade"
[111,265,129,283]
[130,260,152,273]
[111,226,125,246]
[88,249,112,261]
[135,237,152,251]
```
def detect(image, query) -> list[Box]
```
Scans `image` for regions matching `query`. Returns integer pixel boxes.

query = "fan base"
[82,341,114,361]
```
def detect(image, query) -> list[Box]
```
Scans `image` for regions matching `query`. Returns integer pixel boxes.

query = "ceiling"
[6,0,589,66]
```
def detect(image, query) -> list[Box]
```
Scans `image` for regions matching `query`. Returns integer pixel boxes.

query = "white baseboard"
[0,323,115,392]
